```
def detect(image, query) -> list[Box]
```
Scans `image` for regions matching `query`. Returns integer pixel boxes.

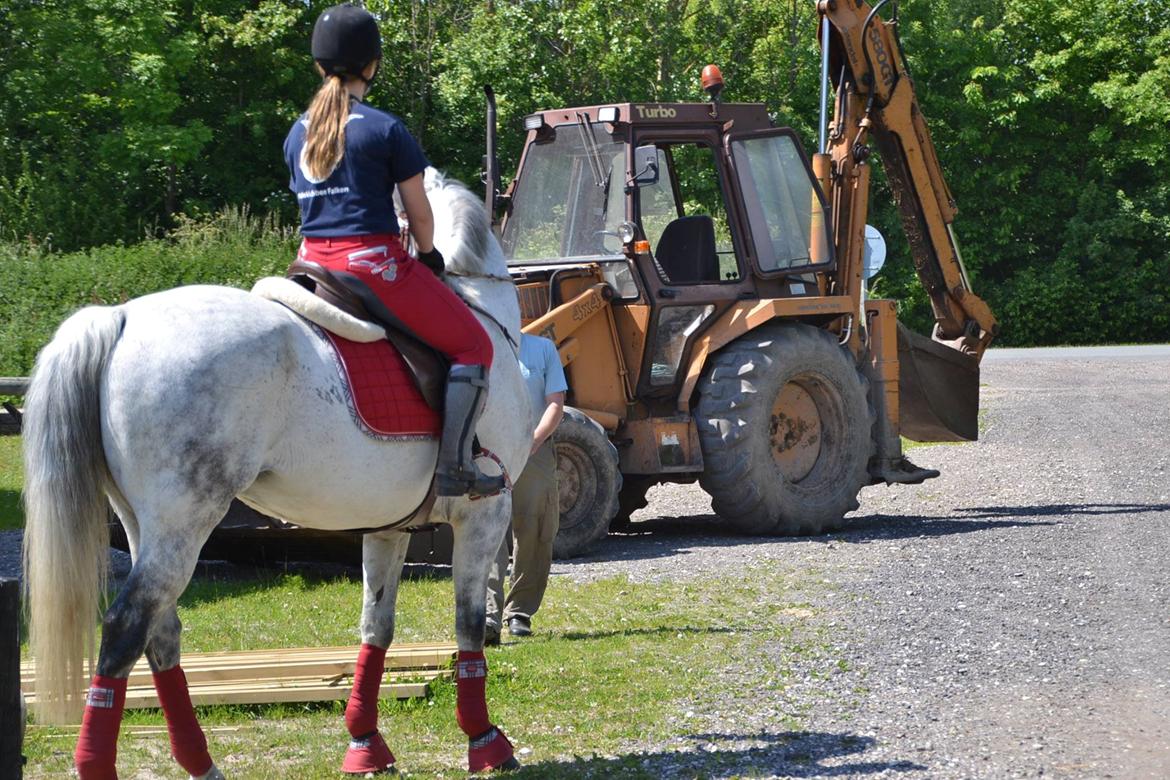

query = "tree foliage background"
[1,0,1167,346]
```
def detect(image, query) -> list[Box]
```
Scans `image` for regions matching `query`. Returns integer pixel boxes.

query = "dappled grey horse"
[22,170,531,778]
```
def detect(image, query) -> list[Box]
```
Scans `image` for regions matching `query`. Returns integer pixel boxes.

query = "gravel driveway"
[4,348,1167,778]
[550,347,1170,778]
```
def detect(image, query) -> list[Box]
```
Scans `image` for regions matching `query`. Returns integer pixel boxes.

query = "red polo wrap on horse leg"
[469,726,516,773]
[455,650,491,737]
[152,666,213,776]
[74,674,128,780]
[345,643,387,737]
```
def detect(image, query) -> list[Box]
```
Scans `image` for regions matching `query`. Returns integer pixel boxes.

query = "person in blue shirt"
[485,334,568,642]
[284,3,502,500]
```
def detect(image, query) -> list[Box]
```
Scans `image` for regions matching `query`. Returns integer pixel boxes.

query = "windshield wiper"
[575,111,608,188]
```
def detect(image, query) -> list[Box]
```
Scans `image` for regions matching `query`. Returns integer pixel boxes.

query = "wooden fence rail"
[0,378,28,396]
[1,378,27,435]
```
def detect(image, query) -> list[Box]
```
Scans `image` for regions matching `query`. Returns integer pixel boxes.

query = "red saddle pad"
[323,331,441,438]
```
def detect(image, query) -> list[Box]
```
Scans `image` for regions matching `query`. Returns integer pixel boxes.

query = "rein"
[454,287,520,354]
[445,268,515,284]
[398,178,520,352]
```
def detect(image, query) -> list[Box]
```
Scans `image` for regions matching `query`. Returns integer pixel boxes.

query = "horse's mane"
[423,168,521,344]
[425,168,508,279]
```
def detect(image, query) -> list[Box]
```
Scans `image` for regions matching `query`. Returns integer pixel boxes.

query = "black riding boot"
[435,364,507,498]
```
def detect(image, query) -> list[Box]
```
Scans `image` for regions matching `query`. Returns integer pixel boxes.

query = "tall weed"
[0,208,297,377]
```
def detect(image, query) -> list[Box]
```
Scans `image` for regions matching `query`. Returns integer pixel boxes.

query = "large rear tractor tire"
[552,407,622,558]
[696,323,872,535]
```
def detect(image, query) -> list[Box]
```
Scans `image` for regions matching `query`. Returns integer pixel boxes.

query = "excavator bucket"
[897,322,979,442]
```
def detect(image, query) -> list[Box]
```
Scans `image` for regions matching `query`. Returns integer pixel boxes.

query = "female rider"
[284,3,503,500]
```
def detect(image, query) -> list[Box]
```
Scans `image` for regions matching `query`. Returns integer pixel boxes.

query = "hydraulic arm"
[819,0,998,358]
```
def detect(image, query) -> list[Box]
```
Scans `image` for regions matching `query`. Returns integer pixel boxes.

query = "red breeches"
[298,234,493,367]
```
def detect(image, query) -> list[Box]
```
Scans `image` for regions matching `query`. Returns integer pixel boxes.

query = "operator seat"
[653,215,720,284]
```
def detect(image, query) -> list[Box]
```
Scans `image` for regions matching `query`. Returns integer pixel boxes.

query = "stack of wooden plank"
[21,642,455,713]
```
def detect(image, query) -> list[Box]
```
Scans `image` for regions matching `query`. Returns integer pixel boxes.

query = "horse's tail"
[22,304,125,724]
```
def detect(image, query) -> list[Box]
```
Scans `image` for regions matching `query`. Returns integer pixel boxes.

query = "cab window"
[502,122,626,262]
[637,143,740,284]
[729,132,831,273]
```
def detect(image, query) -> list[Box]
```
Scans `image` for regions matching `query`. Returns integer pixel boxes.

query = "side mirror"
[629,145,660,188]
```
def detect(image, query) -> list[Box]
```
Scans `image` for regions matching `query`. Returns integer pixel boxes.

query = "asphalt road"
[554,346,1170,778]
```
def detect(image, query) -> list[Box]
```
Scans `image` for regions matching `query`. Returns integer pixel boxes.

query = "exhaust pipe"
[483,85,499,225]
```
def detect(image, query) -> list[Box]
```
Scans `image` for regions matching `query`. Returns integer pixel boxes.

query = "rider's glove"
[418,247,445,276]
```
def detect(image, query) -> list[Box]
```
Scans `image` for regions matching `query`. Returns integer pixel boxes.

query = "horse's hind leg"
[75,556,197,779]
[104,494,223,779]
[341,531,410,775]
[450,499,519,773]
[143,608,224,779]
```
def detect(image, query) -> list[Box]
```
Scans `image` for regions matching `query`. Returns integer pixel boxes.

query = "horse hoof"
[342,731,397,775]
[192,764,226,780]
[468,726,516,773]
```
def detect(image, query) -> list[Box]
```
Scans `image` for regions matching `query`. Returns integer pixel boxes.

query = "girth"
[287,259,447,411]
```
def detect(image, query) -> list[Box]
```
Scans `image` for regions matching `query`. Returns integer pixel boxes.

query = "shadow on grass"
[566,501,1170,567]
[170,559,452,609]
[516,730,924,778]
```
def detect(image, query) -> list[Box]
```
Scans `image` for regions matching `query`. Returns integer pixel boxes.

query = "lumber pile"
[21,642,455,712]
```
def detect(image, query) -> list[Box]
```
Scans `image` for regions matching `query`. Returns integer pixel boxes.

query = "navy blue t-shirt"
[284,100,429,237]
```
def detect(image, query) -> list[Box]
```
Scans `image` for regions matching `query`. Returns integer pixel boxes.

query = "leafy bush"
[0,208,298,377]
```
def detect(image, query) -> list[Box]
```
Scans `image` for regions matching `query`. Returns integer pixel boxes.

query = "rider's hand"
[418,247,445,275]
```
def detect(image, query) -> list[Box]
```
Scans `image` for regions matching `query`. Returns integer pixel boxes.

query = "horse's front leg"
[450,497,520,773]
[341,531,410,775]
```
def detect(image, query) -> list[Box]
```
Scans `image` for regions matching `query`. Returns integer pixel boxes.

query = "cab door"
[629,132,756,400]
[724,128,836,280]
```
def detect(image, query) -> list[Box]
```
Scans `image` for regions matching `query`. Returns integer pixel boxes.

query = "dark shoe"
[435,365,507,498]
[507,616,531,637]
[484,621,501,646]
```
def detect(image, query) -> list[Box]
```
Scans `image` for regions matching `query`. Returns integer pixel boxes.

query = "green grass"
[0,435,21,531]
[22,566,830,778]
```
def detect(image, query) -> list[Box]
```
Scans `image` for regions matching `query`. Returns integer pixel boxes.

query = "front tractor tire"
[696,323,872,535]
[552,407,622,559]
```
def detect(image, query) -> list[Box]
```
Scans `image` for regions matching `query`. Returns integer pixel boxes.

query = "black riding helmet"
[311,4,382,82]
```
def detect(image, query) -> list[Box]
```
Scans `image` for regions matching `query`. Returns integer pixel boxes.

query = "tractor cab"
[500,101,835,407]
[484,3,997,557]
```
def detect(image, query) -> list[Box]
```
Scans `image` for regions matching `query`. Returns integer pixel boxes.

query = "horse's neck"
[447,276,522,349]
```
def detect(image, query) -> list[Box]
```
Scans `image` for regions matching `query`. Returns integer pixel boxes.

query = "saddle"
[277,261,507,533]
[287,259,447,411]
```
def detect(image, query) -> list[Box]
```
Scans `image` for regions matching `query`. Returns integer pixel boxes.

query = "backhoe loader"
[488,0,999,557]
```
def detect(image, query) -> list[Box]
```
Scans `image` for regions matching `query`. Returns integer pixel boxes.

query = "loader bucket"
[897,321,979,442]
